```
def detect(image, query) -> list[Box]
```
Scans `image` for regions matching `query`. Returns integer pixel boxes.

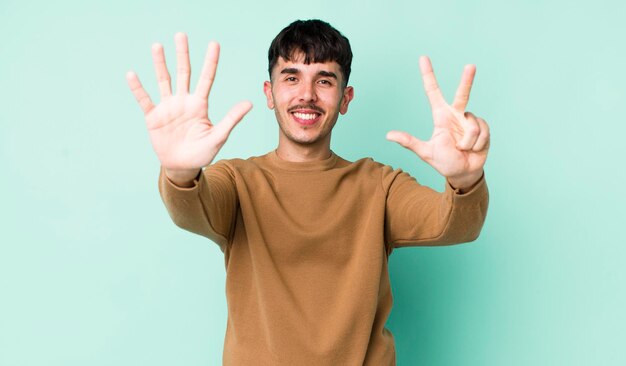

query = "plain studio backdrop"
[1,0,624,365]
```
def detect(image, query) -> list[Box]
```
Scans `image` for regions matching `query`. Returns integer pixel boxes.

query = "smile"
[291,111,322,126]
[293,112,318,120]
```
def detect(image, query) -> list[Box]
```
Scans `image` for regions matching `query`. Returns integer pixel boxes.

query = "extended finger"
[457,112,481,150]
[152,43,172,97]
[212,101,253,141]
[419,56,446,109]
[386,130,431,162]
[175,32,191,94]
[452,64,476,111]
[195,41,220,99]
[472,117,490,152]
[126,71,155,114]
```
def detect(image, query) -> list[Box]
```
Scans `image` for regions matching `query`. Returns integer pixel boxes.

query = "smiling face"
[264,53,354,152]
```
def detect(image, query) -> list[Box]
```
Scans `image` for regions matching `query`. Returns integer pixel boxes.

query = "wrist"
[164,168,201,188]
[447,170,484,193]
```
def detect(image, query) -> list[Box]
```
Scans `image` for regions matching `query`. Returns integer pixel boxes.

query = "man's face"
[264,53,354,148]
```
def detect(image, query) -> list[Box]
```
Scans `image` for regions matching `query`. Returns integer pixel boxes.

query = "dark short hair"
[268,19,352,86]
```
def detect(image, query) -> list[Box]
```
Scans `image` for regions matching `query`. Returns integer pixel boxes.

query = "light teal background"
[1,0,624,365]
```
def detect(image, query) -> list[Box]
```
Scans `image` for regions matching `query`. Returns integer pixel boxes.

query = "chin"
[283,129,328,145]
[291,136,323,145]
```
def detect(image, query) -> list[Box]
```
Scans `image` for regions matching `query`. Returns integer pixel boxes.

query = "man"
[127,19,489,366]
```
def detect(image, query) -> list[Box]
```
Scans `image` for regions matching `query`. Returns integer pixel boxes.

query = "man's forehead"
[273,55,341,74]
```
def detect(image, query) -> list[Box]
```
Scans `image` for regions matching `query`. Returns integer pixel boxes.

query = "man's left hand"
[387,56,490,191]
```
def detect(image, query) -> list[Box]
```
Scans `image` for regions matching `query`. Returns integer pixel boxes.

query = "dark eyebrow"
[279,68,338,80]
[280,67,300,75]
[318,71,338,79]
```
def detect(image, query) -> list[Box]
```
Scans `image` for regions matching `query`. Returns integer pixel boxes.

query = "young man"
[127,19,489,366]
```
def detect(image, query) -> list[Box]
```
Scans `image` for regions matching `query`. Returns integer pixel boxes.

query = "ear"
[263,81,274,109]
[339,86,354,115]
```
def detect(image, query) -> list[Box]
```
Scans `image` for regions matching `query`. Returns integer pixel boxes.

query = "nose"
[298,81,317,103]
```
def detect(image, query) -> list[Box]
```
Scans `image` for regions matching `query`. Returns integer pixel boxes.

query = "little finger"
[126,71,155,114]
[457,111,480,150]
[472,117,490,152]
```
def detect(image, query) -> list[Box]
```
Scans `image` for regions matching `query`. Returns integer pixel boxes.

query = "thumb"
[213,100,253,139]
[386,130,431,161]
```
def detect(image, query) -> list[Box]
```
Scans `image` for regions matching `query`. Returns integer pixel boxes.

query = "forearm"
[158,163,238,250]
[159,168,213,238]
[388,173,489,248]
[414,175,489,246]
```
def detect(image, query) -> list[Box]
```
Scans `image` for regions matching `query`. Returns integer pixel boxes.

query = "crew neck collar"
[267,150,339,172]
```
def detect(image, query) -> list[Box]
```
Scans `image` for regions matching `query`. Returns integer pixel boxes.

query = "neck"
[275,137,332,162]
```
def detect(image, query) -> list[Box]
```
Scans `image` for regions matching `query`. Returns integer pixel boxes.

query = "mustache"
[288,104,325,114]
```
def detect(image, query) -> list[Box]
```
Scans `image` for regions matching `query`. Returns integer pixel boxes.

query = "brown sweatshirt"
[158,151,489,366]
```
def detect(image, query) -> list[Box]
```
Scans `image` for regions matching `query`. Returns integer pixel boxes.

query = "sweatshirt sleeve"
[383,167,489,249]
[158,161,239,251]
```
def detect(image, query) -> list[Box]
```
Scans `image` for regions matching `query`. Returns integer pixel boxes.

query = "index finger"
[419,56,446,109]
[194,41,220,99]
[452,64,476,111]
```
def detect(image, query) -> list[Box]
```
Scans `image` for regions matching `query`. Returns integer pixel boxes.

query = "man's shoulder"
[332,156,413,192]
[209,152,273,170]
[341,155,402,175]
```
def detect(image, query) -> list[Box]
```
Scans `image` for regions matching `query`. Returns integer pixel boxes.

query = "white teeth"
[293,112,317,120]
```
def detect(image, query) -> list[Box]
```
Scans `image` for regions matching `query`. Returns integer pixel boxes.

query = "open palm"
[387,56,489,189]
[127,33,252,181]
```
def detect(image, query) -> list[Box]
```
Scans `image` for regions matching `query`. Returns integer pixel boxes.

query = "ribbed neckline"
[265,150,339,172]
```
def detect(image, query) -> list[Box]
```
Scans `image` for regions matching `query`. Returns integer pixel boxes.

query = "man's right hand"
[127,33,252,187]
